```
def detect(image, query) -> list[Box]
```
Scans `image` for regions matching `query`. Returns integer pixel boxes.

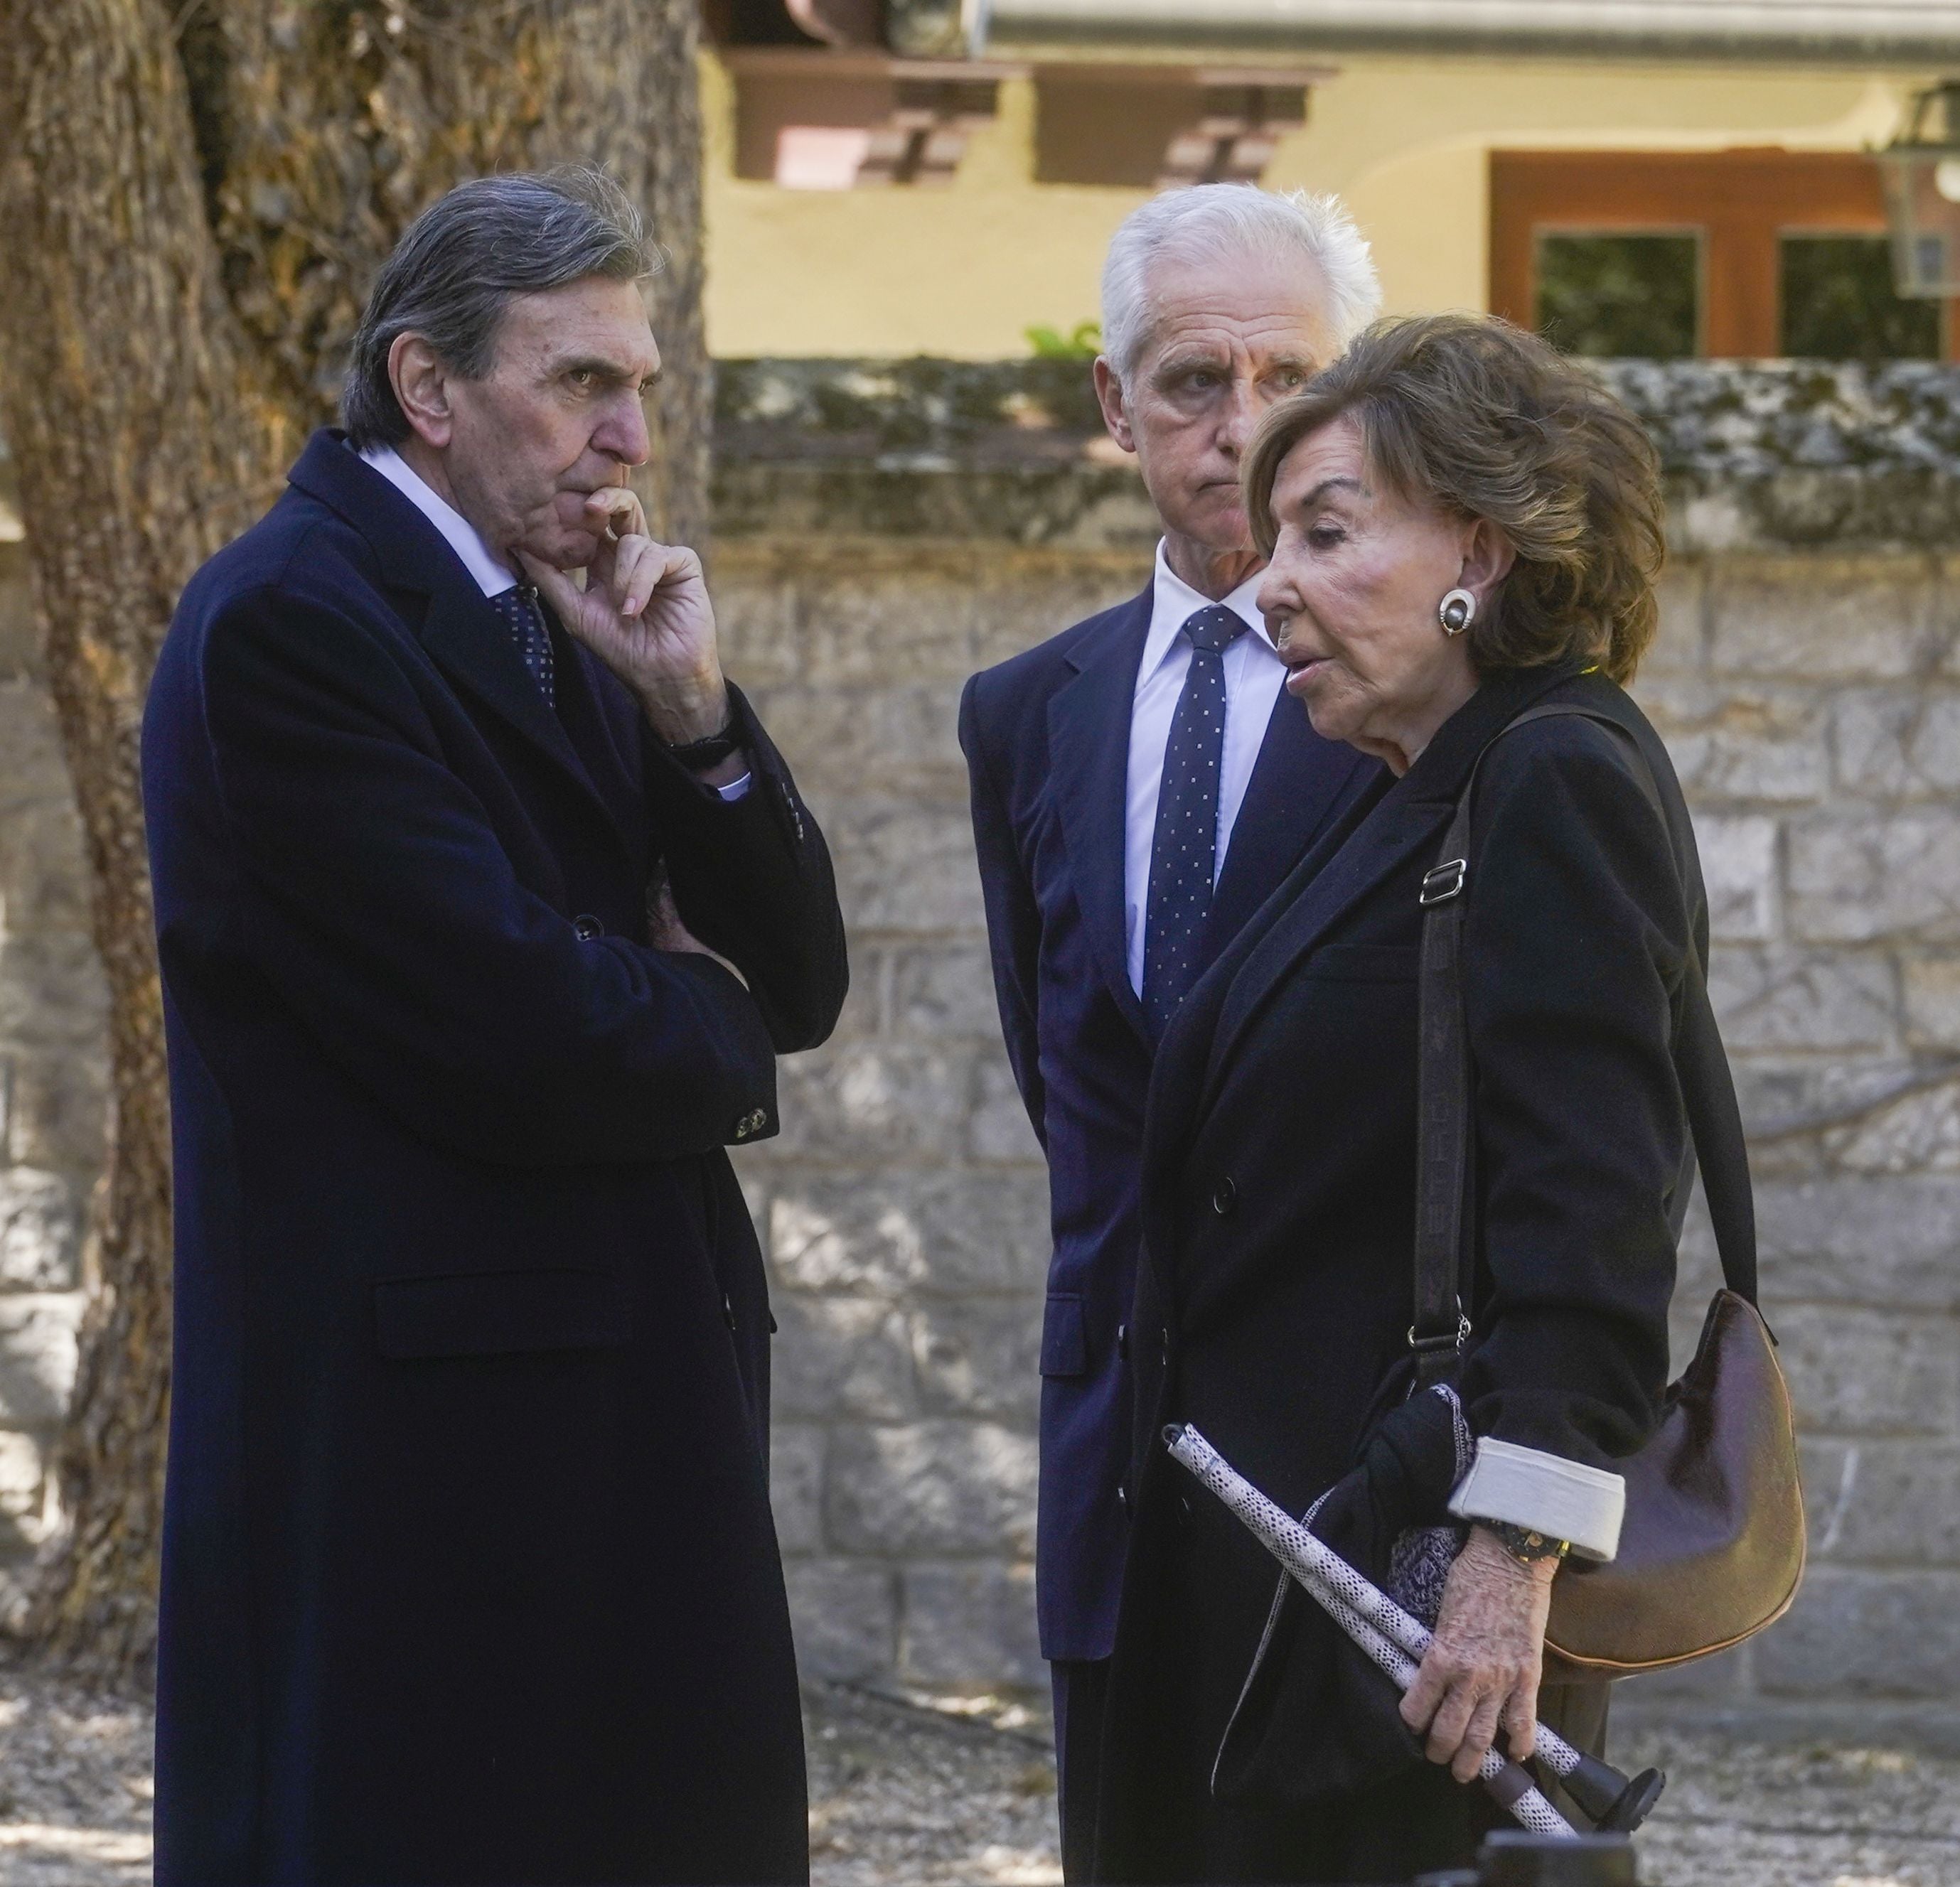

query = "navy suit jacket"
[959,585,1381,1661]
[144,430,847,1885]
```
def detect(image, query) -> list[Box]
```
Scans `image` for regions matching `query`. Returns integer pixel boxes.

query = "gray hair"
[1100,184,1381,387]
[342,168,655,449]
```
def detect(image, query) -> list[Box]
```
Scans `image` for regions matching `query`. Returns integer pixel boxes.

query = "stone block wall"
[717,529,1960,1741]
[1623,549,1960,1746]
[711,360,1960,1743]
[0,360,1956,1744]
[718,542,1144,1690]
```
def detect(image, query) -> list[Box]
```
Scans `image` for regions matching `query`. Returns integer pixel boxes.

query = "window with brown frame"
[1490,149,1954,362]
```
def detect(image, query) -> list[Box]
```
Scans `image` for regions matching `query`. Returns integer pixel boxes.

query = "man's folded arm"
[643,684,849,1054]
[200,586,781,1167]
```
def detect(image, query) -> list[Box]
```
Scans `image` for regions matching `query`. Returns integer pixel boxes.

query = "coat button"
[1116,1483,1129,1510]
[1211,1175,1237,1216]
[572,913,603,941]
[1117,1322,1128,1361]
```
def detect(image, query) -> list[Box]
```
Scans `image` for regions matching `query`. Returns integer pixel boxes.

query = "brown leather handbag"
[1411,703,1806,1677]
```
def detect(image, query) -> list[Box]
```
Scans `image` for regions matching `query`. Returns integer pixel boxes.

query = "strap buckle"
[1408,1306,1472,1356]
[1420,859,1467,905]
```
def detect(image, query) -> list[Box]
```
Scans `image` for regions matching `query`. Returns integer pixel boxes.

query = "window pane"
[1781,235,1941,362]
[1535,233,1700,358]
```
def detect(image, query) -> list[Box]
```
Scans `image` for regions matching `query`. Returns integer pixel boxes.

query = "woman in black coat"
[1093,316,1705,1883]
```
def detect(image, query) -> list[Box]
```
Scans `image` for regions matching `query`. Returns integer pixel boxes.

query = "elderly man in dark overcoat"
[141,169,847,1886]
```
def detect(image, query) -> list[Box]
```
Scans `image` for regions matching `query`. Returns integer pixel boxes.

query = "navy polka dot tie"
[1142,604,1249,1039]
[491,584,556,709]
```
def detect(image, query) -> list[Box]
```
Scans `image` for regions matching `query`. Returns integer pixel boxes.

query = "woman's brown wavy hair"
[1243,313,1666,684]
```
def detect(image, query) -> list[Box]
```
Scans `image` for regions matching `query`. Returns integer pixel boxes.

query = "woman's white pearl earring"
[1439,588,1477,637]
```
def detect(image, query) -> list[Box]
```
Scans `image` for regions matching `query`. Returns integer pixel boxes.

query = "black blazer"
[960,588,1378,1660]
[142,431,847,1886]
[1093,665,1698,1878]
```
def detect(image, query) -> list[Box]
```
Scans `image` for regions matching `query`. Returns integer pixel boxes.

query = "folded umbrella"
[1166,1424,1666,1837]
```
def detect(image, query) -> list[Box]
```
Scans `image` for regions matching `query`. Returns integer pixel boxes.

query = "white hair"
[1099,184,1382,386]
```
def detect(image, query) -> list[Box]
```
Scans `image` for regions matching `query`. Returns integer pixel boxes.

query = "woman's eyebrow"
[1296,475,1364,507]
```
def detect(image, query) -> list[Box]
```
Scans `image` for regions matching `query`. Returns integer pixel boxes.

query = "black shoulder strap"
[1410,704,1759,1389]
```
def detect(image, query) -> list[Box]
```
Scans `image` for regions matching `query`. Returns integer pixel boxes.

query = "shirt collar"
[1142,540,1279,682]
[358,443,518,599]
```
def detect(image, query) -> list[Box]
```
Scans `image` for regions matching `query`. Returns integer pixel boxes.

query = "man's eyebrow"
[1152,348,1229,377]
[552,353,660,387]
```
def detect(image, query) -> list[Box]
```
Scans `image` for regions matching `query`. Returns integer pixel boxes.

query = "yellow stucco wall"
[700,50,1938,357]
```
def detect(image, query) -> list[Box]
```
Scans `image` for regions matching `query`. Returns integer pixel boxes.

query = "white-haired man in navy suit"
[960,185,1388,1878]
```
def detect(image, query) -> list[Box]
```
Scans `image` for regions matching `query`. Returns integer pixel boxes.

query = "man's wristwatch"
[665,709,741,771]
[1484,1520,1571,1566]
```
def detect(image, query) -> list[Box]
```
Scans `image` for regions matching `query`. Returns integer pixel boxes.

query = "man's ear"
[1459,515,1516,611]
[1092,355,1137,456]
[389,333,455,450]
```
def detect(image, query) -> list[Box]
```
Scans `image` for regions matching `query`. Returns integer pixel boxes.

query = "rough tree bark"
[0,0,709,1685]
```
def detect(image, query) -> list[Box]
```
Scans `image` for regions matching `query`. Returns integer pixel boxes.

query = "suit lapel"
[1207,684,1376,953]
[1201,792,1457,1115]
[1196,666,1578,1119]
[1046,590,1152,1043]
[287,431,632,848]
[415,583,597,786]
[1130,770,1391,1306]
[552,633,648,838]
[413,585,645,867]
[1137,694,1382,1188]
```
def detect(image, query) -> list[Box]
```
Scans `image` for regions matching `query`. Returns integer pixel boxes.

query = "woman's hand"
[1399,1525,1555,1782]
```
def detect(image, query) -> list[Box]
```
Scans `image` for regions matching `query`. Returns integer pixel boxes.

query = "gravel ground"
[0,1660,150,1887]
[2,1656,1957,1886]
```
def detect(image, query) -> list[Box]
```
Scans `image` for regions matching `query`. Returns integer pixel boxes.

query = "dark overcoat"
[141,431,848,1886]
[958,588,1378,1662]
[1093,665,1700,1883]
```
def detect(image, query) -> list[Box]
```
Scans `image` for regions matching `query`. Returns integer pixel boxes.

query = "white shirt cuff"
[714,771,752,803]
[1447,1438,1626,1561]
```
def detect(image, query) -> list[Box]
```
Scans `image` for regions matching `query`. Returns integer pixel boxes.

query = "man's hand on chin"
[517,485,732,748]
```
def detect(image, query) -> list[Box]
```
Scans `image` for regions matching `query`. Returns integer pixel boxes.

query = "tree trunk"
[203,0,712,543]
[0,0,709,1687]
[542,0,712,549]
[0,0,280,1683]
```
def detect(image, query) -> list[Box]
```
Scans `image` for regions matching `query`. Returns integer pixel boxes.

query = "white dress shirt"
[360,443,519,598]
[358,443,749,801]
[1123,542,1288,994]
